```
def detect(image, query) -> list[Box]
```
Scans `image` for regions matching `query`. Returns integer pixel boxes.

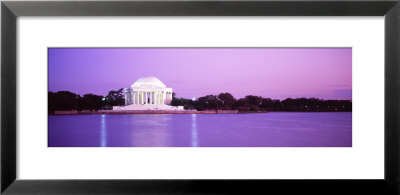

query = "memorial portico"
[124,76,174,106]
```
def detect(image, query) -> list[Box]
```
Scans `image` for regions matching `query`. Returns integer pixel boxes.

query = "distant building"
[124,76,173,106]
[113,76,183,111]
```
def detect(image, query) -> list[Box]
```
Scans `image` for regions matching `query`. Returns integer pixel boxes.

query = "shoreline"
[49,110,351,115]
[51,110,239,115]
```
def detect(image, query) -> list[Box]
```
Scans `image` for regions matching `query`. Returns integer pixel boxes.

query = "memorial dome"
[126,76,174,106]
[133,76,165,86]
[131,76,167,89]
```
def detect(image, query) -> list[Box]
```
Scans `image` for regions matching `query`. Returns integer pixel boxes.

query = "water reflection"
[131,114,171,146]
[191,114,198,147]
[100,114,107,147]
[49,113,352,147]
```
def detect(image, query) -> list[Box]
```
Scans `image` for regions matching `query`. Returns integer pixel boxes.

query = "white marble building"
[125,76,174,105]
[113,76,183,111]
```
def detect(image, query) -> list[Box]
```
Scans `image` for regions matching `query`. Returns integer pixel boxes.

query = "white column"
[132,92,135,104]
[154,92,157,104]
[134,92,136,104]
[166,92,169,104]
[158,92,160,104]
[156,92,158,104]
[135,92,138,104]
[141,92,144,104]
[130,91,133,105]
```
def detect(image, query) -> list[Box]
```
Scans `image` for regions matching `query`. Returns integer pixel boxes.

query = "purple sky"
[48,48,352,100]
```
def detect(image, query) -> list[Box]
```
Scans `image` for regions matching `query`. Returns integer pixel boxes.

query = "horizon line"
[48,90,352,101]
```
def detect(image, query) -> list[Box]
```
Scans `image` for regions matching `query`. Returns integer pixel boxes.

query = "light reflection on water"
[49,112,352,147]
[191,114,198,147]
[130,114,170,147]
[100,114,107,147]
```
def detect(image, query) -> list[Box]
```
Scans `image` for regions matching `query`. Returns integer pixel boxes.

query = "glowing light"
[100,114,107,147]
[191,114,198,147]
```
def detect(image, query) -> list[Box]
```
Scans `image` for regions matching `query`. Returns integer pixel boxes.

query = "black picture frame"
[1,0,399,194]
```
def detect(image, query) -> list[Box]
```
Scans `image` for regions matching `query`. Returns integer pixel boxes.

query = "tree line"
[48,89,124,113]
[49,90,351,113]
[171,93,352,112]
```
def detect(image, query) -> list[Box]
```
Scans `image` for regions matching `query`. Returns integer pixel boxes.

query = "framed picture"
[47,47,352,147]
[2,0,399,194]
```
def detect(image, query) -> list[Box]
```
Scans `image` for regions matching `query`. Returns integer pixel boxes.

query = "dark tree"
[233,98,250,111]
[244,95,262,111]
[217,93,236,110]
[260,98,281,111]
[49,89,352,113]
[196,95,220,111]
[171,97,196,110]
[245,95,262,106]
[105,88,125,106]
[82,94,105,111]
[280,98,352,112]
[48,91,80,113]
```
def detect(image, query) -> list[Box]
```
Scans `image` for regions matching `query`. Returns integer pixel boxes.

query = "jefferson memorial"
[113,76,184,111]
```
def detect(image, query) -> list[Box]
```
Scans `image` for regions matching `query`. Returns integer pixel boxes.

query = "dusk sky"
[48,48,352,100]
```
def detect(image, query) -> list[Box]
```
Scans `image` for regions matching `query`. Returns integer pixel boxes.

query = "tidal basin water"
[48,112,352,147]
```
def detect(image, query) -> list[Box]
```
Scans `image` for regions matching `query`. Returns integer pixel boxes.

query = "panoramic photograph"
[48,48,352,147]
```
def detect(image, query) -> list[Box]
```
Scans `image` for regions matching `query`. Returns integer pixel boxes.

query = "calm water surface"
[48,112,352,147]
